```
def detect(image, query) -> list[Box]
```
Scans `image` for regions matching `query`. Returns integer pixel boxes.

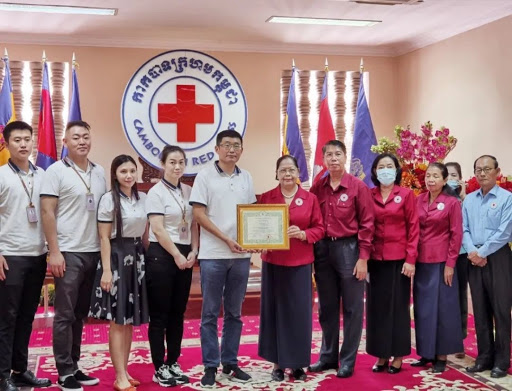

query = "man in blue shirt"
[462,155,512,379]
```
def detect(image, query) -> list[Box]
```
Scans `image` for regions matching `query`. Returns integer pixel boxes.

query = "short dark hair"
[3,121,33,142]
[473,155,498,170]
[216,130,243,146]
[275,154,299,180]
[65,120,90,132]
[322,140,346,156]
[160,145,186,164]
[427,162,457,198]
[370,153,402,186]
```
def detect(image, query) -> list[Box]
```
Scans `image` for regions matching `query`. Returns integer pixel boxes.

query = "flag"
[61,58,82,159]
[36,60,57,169]
[312,68,336,184]
[350,73,377,188]
[0,56,16,166]
[282,66,308,182]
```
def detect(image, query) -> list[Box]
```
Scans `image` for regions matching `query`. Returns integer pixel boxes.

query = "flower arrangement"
[466,174,512,194]
[371,121,457,195]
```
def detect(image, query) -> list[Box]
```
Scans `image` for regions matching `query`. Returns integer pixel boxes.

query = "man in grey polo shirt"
[41,121,106,391]
[190,130,256,388]
[0,121,51,391]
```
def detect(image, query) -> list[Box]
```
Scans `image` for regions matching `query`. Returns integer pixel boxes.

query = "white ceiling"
[1,0,512,56]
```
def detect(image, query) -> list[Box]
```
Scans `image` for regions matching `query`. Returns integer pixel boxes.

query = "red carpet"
[30,312,511,390]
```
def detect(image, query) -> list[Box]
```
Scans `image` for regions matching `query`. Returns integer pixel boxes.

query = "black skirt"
[366,259,411,358]
[89,237,150,326]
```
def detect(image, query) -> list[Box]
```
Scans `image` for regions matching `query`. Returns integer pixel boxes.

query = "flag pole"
[360,57,364,73]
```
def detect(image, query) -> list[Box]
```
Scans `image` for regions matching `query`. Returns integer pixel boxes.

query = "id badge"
[86,193,96,211]
[178,220,189,241]
[26,205,38,223]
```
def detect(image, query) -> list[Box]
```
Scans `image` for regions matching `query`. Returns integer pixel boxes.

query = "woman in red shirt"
[258,155,324,382]
[366,153,419,374]
[412,162,464,373]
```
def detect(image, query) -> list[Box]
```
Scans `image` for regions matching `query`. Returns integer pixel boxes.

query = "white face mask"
[376,168,396,186]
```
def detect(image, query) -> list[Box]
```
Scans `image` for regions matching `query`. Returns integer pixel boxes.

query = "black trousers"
[146,242,193,370]
[313,237,364,369]
[468,245,512,370]
[0,254,47,379]
[53,252,99,376]
[456,253,469,339]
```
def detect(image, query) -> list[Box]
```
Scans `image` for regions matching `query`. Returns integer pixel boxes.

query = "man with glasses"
[463,155,512,379]
[190,130,256,388]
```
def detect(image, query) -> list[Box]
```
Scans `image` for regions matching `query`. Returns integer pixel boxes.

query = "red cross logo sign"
[121,50,247,176]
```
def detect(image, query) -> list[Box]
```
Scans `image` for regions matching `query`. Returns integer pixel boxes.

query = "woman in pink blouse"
[412,162,463,373]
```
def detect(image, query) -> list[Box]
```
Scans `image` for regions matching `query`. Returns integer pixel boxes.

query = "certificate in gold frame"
[237,204,289,250]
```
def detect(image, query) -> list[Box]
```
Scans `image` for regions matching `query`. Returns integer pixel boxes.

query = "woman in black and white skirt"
[89,154,149,391]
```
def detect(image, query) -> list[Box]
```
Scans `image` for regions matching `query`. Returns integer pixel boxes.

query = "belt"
[324,235,356,242]
[112,237,142,244]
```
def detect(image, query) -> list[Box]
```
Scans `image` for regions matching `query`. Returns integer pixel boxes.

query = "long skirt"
[413,262,463,359]
[366,259,411,358]
[258,262,312,369]
[89,237,150,326]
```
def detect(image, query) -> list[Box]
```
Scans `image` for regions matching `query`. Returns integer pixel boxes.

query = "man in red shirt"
[308,140,374,378]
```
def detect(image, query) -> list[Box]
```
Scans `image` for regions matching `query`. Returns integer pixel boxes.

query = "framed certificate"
[237,204,289,250]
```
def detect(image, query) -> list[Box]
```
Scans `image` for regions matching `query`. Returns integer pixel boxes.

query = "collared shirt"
[260,185,325,267]
[462,185,512,258]
[40,158,106,252]
[310,172,374,260]
[416,192,462,268]
[0,160,46,256]
[98,191,147,239]
[146,179,193,245]
[370,185,419,265]
[189,161,256,259]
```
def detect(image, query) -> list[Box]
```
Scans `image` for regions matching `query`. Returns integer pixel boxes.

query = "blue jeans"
[199,258,250,368]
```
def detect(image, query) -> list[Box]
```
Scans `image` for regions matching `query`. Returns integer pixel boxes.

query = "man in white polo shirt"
[41,121,106,391]
[0,121,51,391]
[190,129,256,388]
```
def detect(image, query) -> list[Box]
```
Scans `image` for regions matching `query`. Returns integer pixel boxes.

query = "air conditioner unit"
[349,0,423,5]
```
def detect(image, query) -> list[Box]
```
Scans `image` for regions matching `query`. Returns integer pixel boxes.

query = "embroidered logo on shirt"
[339,194,348,202]
[295,198,303,206]
[394,195,402,204]
[437,202,445,211]
[490,202,498,209]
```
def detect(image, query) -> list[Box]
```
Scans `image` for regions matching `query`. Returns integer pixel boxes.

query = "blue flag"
[350,74,377,188]
[282,66,308,182]
[61,65,82,159]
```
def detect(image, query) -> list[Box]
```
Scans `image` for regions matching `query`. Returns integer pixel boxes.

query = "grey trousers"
[52,252,99,376]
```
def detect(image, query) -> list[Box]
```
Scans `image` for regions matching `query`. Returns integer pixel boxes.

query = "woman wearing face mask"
[366,153,419,374]
[411,162,463,373]
[446,162,468,359]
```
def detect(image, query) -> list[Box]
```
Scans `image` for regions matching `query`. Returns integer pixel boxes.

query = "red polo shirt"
[416,192,463,268]
[370,185,419,265]
[310,172,374,260]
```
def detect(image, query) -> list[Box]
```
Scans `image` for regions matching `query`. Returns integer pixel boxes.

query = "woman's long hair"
[427,162,458,198]
[445,161,463,197]
[110,155,139,238]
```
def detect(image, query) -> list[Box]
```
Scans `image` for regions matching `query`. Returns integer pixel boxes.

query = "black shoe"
[411,357,434,367]
[388,364,402,374]
[57,376,83,391]
[372,360,389,373]
[271,369,284,381]
[466,363,493,373]
[11,371,51,388]
[292,368,307,381]
[73,370,99,386]
[432,360,447,373]
[200,367,217,388]
[336,365,353,378]
[490,367,508,378]
[308,361,338,373]
[167,363,190,384]
[0,378,18,391]
[222,365,251,383]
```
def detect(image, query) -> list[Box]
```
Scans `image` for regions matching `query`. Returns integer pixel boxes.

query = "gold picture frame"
[237,204,290,250]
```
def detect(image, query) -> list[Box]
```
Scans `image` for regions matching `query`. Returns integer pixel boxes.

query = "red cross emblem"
[157,85,214,143]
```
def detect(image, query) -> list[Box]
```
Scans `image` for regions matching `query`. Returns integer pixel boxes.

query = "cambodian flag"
[312,67,335,184]
[36,60,57,169]
[61,61,81,159]
[0,56,16,166]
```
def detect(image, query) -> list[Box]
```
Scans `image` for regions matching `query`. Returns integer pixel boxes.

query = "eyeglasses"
[219,143,242,151]
[278,168,298,175]
[474,167,494,175]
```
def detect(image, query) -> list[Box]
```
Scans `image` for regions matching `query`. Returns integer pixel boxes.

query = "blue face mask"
[376,168,396,186]
[447,179,459,189]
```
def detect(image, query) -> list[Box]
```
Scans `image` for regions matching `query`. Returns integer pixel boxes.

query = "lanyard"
[163,181,186,222]
[8,161,34,206]
[65,157,92,193]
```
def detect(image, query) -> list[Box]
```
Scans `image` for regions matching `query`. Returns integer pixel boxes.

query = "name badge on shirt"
[490,202,498,209]
[178,220,189,241]
[394,196,402,204]
[295,198,303,206]
[86,193,96,211]
[26,205,38,223]
[339,194,348,202]
[437,202,445,211]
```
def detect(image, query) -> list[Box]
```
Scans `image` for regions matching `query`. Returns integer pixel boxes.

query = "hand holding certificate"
[237,204,289,250]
